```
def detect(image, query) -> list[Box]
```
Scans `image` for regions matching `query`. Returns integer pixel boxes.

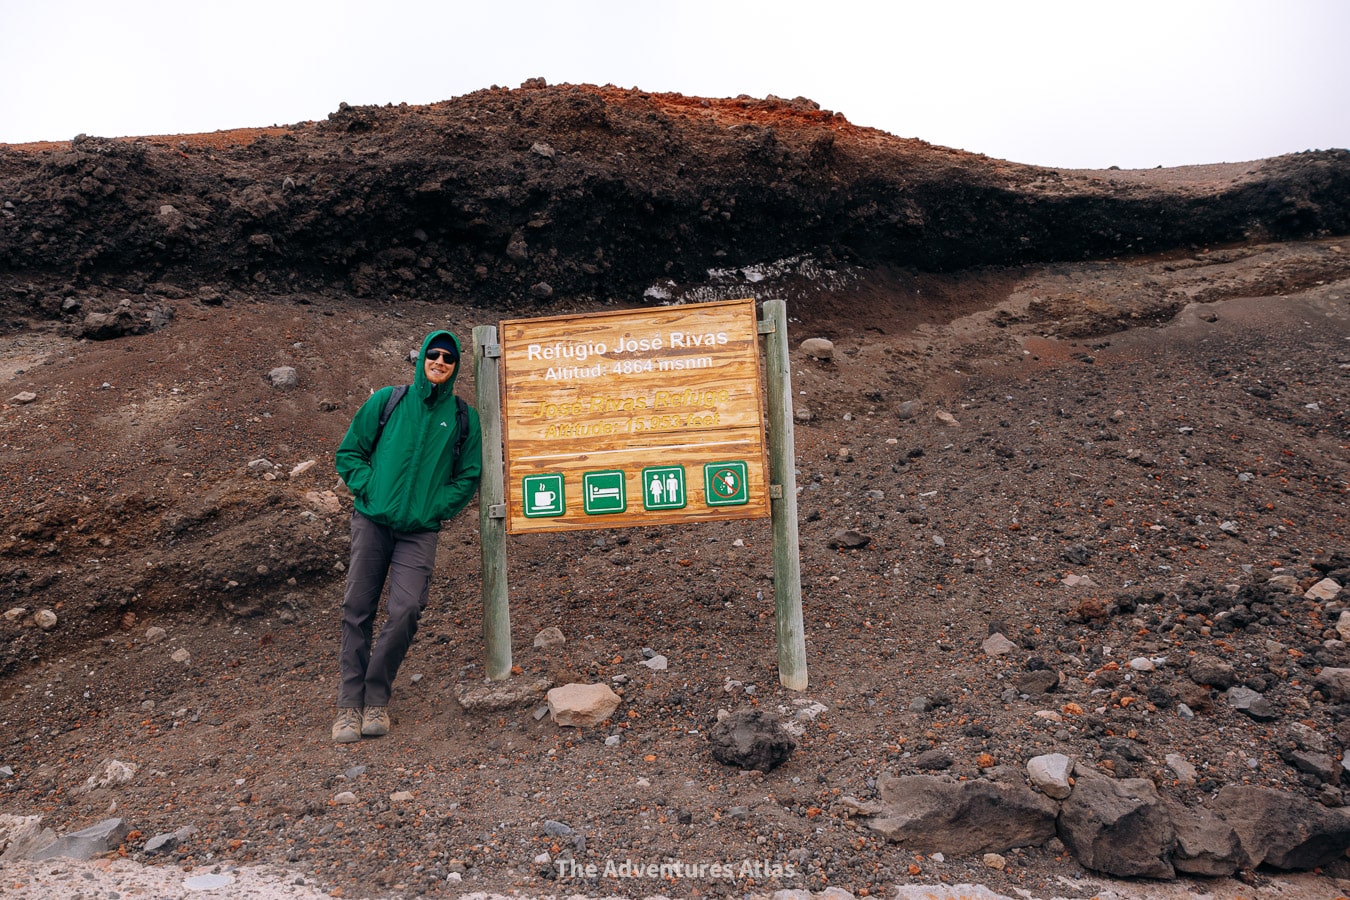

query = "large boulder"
[1216,785,1350,869]
[856,774,1058,856]
[1164,800,1245,877]
[1056,767,1175,879]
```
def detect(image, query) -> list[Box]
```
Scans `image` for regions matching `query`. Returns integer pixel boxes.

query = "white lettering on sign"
[668,331,729,348]
[528,341,608,362]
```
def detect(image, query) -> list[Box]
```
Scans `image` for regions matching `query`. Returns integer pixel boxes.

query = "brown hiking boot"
[332,707,362,743]
[361,705,390,737]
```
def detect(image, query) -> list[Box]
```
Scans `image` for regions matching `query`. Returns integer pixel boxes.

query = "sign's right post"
[761,299,808,691]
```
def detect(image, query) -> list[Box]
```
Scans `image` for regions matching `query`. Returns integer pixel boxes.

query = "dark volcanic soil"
[1,82,1349,899]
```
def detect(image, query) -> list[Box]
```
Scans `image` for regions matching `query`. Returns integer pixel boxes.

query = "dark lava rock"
[708,709,796,773]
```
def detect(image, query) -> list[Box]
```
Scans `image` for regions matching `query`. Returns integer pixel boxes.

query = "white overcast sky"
[3,0,1347,169]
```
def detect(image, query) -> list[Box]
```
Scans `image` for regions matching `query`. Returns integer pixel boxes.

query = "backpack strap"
[452,395,469,468]
[371,384,409,452]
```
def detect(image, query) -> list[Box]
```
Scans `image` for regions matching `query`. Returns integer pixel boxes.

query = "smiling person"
[331,331,482,742]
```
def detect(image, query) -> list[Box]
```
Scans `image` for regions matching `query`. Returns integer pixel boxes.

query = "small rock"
[333,791,357,805]
[389,791,414,803]
[708,709,796,772]
[982,853,1007,870]
[1308,579,1343,601]
[640,655,668,671]
[268,366,299,388]
[1027,753,1074,799]
[1226,686,1279,721]
[828,528,872,549]
[982,633,1018,657]
[34,609,58,631]
[800,337,834,360]
[305,490,342,514]
[4,607,27,621]
[935,410,960,427]
[10,391,37,405]
[1129,657,1155,672]
[171,648,191,663]
[533,627,565,649]
[896,399,923,420]
[144,626,167,643]
[1165,754,1198,787]
[530,141,556,159]
[547,683,621,727]
[290,460,317,478]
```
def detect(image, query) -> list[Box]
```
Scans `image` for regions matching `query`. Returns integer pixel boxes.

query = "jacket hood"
[415,330,463,400]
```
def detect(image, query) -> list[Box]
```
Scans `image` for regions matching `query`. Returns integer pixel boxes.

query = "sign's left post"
[473,325,512,680]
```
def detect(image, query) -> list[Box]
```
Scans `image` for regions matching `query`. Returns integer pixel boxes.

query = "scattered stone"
[982,852,1006,870]
[305,490,342,514]
[1308,578,1343,601]
[547,683,621,727]
[981,633,1018,657]
[935,410,960,427]
[1289,722,1327,753]
[0,815,57,862]
[144,626,167,643]
[1128,657,1155,672]
[390,791,414,803]
[1280,748,1340,783]
[1056,766,1175,879]
[34,609,57,631]
[533,627,565,650]
[707,709,796,772]
[1187,655,1237,689]
[143,831,181,855]
[850,774,1057,855]
[1061,573,1097,588]
[1165,754,1198,787]
[828,528,872,549]
[1165,800,1244,876]
[1315,667,1350,702]
[30,818,129,861]
[896,399,923,420]
[640,654,668,671]
[171,648,191,664]
[1225,686,1279,721]
[333,791,357,805]
[268,366,299,388]
[10,391,37,405]
[1014,670,1060,695]
[290,459,317,478]
[1217,784,1350,869]
[456,678,552,711]
[80,759,138,793]
[914,750,954,771]
[4,607,26,621]
[530,141,556,159]
[529,282,554,300]
[800,337,833,360]
[1027,753,1074,799]
[247,458,275,476]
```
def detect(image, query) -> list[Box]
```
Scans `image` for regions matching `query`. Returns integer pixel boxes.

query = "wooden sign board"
[499,298,770,534]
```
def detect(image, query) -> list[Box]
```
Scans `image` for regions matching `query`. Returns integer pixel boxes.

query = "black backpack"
[372,385,470,467]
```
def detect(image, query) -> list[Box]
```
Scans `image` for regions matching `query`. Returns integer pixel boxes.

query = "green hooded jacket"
[336,331,483,532]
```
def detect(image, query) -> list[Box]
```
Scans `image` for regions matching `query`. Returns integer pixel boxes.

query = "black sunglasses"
[426,350,457,363]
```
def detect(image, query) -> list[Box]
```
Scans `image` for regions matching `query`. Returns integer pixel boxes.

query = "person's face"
[424,348,456,385]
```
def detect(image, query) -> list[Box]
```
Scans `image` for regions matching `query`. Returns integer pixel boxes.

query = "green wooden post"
[762,299,808,690]
[473,325,512,680]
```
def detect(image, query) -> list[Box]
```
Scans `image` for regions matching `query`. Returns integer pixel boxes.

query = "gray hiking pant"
[337,511,439,708]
